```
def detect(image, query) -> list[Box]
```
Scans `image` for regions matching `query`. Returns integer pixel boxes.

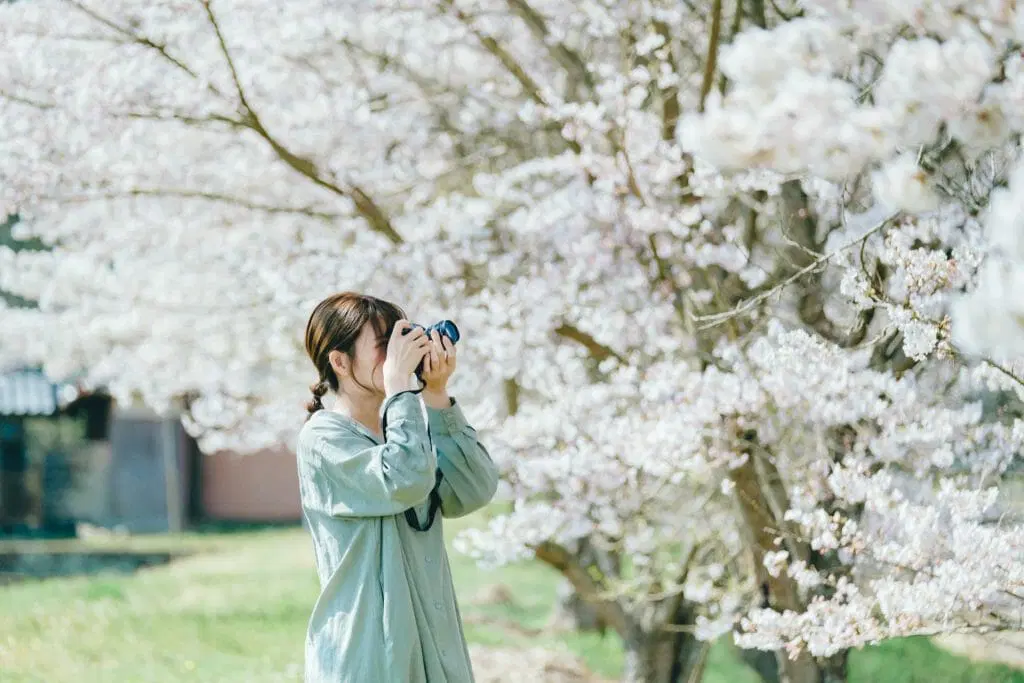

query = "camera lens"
[434,320,460,344]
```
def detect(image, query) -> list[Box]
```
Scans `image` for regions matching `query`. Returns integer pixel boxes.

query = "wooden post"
[161,419,183,532]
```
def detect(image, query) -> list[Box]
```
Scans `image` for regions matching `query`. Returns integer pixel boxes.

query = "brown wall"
[201,448,301,522]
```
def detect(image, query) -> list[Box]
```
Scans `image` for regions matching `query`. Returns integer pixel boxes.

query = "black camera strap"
[380,389,443,533]
[404,469,443,532]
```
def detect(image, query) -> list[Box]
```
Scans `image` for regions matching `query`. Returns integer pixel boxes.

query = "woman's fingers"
[441,335,456,362]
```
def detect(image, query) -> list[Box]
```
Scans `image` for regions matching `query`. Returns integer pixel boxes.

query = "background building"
[0,368,300,538]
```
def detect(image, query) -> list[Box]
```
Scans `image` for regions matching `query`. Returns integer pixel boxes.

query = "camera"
[402,320,461,344]
[402,320,461,377]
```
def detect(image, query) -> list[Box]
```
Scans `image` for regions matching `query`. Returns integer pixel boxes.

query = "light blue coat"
[296,391,500,682]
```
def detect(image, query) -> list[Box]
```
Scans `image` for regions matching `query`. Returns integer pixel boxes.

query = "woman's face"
[349,321,389,395]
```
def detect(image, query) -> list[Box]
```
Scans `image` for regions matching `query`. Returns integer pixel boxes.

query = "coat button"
[434,601,443,610]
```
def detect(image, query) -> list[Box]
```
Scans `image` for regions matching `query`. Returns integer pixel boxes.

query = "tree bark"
[730,439,823,683]
[549,576,607,633]
[818,651,849,683]
[730,434,854,683]
[548,537,620,632]
[621,606,710,683]
[622,628,679,683]
[739,647,782,683]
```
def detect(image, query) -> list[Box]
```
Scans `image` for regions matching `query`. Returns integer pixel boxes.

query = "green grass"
[850,638,1024,683]
[0,512,1021,682]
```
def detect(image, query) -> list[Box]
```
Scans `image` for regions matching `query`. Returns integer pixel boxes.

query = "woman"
[297,291,499,683]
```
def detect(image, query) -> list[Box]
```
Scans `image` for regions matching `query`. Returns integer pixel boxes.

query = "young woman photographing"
[297,292,500,683]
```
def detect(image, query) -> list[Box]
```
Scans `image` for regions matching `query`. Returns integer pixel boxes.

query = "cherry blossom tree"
[2,2,1023,683]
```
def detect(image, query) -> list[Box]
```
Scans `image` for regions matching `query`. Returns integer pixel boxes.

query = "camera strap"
[380,388,444,533]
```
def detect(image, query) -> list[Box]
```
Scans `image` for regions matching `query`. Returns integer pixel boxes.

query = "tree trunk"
[730,444,821,683]
[621,621,709,683]
[547,537,619,633]
[622,629,678,683]
[730,437,855,683]
[549,575,607,632]
[818,651,849,683]
[739,646,781,683]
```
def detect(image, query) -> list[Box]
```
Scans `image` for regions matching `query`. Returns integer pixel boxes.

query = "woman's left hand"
[421,331,456,392]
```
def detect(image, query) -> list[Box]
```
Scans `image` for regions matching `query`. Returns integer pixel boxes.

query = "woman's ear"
[328,350,349,378]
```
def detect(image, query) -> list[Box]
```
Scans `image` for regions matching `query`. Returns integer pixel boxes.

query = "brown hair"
[303,292,406,418]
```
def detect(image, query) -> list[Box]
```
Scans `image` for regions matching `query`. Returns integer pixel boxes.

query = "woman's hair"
[303,292,406,418]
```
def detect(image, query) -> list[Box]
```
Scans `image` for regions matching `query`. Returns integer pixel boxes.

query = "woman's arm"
[305,391,438,517]
[423,391,500,519]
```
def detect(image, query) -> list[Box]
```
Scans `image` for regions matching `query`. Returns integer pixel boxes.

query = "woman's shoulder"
[298,410,360,455]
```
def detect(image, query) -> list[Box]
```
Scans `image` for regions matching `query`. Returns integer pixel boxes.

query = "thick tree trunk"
[621,608,709,683]
[731,437,854,683]
[818,651,849,683]
[547,538,620,632]
[622,629,679,683]
[739,646,782,683]
[731,445,822,683]
[549,575,607,632]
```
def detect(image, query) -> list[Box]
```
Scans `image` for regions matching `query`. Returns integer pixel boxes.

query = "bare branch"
[746,0,768,28]
[0,88,243,129]
[554,323,625,364]
[440,0,581,156]
[698,0,724,113]
[695,211,899,330]
[982,358,1024,392]
[197,0,252,112]
[441,0,548,106]
[0,89,57,110]
[504,0,595,97]
[65,0,203,82]
[41,188,345,221]
[198,0,403,244]
[652,21,682,142]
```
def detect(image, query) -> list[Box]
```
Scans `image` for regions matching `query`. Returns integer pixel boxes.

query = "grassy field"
[0,511,1022,683]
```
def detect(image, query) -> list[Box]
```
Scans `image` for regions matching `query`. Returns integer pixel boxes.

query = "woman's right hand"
[382,320,430,396]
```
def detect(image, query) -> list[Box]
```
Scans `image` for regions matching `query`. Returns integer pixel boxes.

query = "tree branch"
[533,540,632,638]
[983,358,1024,392]
[730,433,821,683]
[65,0,204,83]
[441,1,582,158]
[198,0,403,244]
[698,0,724,112]
[746,0,767,28]
[504,0,595,98]
[42,188,344,221]
[695,211,899,330]
[651,21,682,143]
[553,323,625,364]
[441,0,548,106]
[0,89,57,110]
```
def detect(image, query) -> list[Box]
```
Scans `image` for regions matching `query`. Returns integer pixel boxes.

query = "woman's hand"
[382,320,430,396]
[420,331,456,398]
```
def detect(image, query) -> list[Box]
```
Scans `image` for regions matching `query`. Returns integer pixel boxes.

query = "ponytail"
[305,380,329,419]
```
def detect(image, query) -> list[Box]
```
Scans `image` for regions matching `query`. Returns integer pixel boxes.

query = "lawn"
[0,511,1021,683]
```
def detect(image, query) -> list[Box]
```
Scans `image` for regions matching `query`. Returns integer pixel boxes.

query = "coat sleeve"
[309,392,438,517]
[426,398,500,519]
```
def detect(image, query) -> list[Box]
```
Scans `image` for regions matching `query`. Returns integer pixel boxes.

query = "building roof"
[0,369,59,416]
